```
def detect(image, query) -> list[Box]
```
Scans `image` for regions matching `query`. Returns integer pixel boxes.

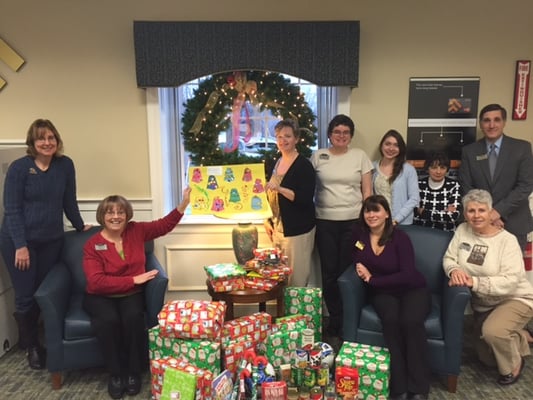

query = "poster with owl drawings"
[188,163,271,219]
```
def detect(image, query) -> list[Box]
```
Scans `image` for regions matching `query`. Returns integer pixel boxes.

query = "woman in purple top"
[353,195,431,400]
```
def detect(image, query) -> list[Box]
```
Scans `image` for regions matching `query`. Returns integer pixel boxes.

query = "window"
[153,73,341,217]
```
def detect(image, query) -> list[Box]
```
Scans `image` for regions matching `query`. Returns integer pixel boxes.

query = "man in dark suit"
[459,103,533,249]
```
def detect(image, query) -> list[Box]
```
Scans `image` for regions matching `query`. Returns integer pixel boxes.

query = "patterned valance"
[133,21,360,87]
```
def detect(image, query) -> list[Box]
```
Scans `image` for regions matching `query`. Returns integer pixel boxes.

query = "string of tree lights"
[181,70,317,175]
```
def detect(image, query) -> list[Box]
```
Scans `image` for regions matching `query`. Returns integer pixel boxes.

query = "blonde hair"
[25,119,64,157]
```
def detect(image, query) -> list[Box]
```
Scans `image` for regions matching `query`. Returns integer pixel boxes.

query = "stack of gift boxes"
[205,249,293,293]
[150,286,390,400]
[204,263,247,292]
[243,248,292,290]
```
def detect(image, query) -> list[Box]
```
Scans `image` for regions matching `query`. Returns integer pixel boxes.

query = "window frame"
[146,85,352,221]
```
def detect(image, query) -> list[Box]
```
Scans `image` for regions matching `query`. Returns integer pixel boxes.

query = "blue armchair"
[338,224,471,393]
[34,226,168,389]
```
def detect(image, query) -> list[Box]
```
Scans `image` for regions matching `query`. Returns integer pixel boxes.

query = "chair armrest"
[441,281,471,373]
[338,264,367,342]
[34,262,72,356]
[145,253,169,328]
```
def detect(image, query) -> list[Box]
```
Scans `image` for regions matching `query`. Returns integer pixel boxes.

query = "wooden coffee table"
[206,279,286,320]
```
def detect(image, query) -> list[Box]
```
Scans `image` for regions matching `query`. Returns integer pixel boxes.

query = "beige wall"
[1,0,532,301]
[1,0,532,199]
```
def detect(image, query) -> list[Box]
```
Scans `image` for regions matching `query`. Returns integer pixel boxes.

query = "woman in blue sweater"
[373,130,419,225]
[0,119,89,369]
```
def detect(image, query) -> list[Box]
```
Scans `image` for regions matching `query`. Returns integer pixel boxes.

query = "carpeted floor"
[1,316,532,399]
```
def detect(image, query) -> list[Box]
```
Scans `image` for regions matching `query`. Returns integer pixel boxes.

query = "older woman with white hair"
[443,189,533,385]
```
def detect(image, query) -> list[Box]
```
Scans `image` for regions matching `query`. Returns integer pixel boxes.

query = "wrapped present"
[221,312,271,343]
[335,342,390,400]
[220,313,271,376]
[255,265,292,281]
[148,326,221,374]
[205,263,248,292]
[264,328,302,368]
[158,300,226,340]
[209,277,245,292]
[243,273,279,291]
[151,356,214,400]
[221,335,257,376]
[284,287,322,342]
[253,247,284,266]
[160,367,196,400]
[205,263,247,279]
[272,314,310,333]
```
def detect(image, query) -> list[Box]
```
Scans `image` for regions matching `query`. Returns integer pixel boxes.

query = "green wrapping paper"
[161,368,197,400]
[284,287,322,342]
[335,341,390,399]
[204,263,247,279]
[149,326,221,375]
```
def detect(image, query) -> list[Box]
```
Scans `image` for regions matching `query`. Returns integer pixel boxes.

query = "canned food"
[298,387,310,400]
[316,363,329,387]
[310,386,323,400]
[302,328,315,348]
[295,348,309,368]
[303,367,316,388]
[291,365,304,387]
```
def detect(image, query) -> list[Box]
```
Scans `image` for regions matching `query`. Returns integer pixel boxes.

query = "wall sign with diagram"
[188,163,271,219]
[406,77,480,170]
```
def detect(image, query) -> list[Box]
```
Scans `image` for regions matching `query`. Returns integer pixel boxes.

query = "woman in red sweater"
[82,188,190,399]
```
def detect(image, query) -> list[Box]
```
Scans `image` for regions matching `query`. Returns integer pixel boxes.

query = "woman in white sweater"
[311,114,373,338]
[443,189,533,385]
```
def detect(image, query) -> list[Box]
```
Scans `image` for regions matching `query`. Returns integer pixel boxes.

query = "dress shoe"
[389,393,408,400]
[108,375,125,399]
[498,357,525,385]
[409,394,429,400]
[26,345,46,370]
[125,374,141,396]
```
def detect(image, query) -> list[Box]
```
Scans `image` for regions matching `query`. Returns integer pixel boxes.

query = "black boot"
[13,308,46,369]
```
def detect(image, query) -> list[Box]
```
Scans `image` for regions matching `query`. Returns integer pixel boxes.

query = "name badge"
[476,154,488,161]
[95,243,108,251]
[459,242,471,252]
[319,153,329,160]
[355,241,365,250]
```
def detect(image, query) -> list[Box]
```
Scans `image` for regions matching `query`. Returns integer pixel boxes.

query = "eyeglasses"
[105,210,126,216]
[331,130,351,136]
[35,135,57,142]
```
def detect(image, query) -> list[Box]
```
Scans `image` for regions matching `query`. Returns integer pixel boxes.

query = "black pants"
[0,233,63,313]
[372,287,431,396]
[315,218,357,335]
[83,292,147,376]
